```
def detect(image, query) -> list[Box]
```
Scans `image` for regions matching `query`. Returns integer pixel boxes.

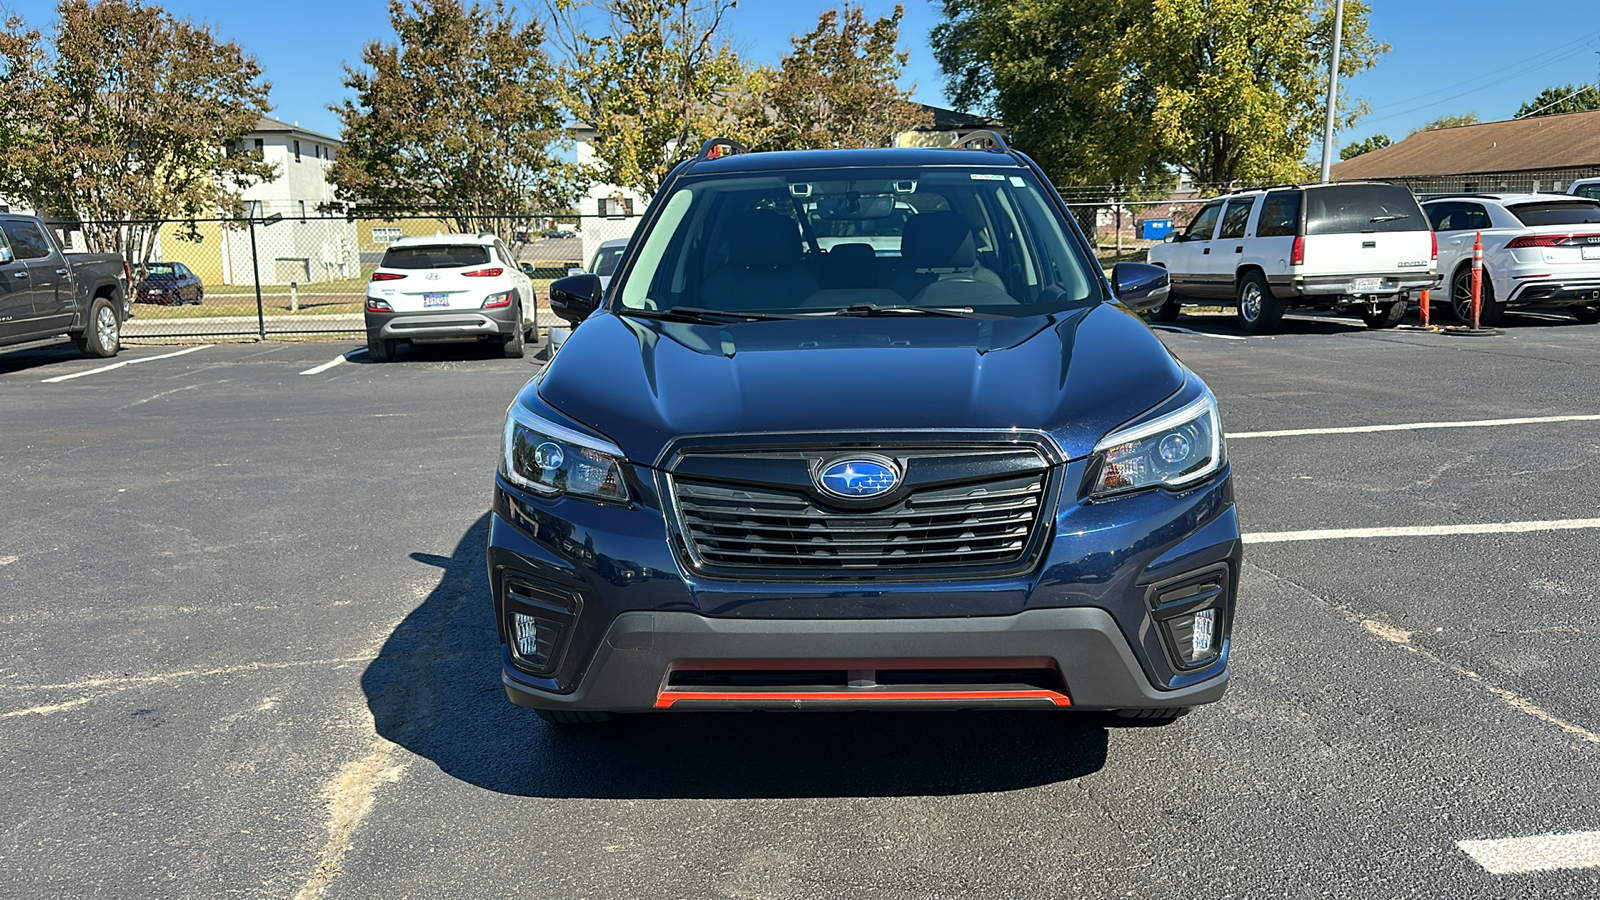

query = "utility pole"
[1319,0,1346,184]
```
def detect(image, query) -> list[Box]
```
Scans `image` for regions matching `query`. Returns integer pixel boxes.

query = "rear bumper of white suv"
[365,305,521,343]
[1275,272,1437,299]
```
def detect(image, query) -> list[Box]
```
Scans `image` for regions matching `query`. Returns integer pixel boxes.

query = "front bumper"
[366,304,520,343]
[487,453,1242,714]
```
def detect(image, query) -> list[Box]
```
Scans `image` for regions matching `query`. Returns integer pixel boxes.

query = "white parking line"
[40,345,211,383]
[298,348,367,376]
[1228,413,1600,440]
[1244,518,1600,544]
[1148,324,1248,341]
[1459,831,1600,875]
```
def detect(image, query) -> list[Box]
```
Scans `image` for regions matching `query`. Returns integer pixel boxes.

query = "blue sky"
[6,0,1599,153]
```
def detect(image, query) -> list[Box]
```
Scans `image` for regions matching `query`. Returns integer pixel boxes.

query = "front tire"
[74,297,121,358]
[1235,271,1283,333]
[1112,707,1191,723]
[367,338,396,362]
[1451,266,1504,326]
[534,709,614,725]
[1571,304,1600,324]
[1147,294,1182,322]
[1361,299,1407,329]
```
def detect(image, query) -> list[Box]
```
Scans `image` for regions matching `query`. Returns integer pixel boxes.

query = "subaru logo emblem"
[816,457,900,499]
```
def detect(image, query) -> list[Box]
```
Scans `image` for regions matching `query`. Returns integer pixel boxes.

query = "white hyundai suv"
[364,234,537,361]
[1148,182,1437,332]
[1423,193,1600,324]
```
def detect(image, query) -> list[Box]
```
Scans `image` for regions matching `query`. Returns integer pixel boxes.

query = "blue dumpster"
[1140,218,1174,240]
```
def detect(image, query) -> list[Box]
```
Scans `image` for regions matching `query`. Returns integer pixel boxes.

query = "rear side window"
[1507,201,1600,227]
[1426,202,1492,232]
[1185,202,1222,240]
[380,245,490,269]
[1217,198,1254,239]
[1,220,54,259]
[591,245,626,276]
[1572,183,1600,200]
[1256,192,1301,237]
[1304,185,1425,234]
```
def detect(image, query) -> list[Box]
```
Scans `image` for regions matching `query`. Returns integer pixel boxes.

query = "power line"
[1513,83,1598,118]
[1363,40,1600,124]
[1365,29,1600,113]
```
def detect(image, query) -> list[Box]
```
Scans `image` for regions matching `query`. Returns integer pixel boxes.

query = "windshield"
[613,166,1098,317]
[381,245,489,269]
[591,245,626,276]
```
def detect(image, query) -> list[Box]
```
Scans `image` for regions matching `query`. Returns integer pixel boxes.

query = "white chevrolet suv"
[1148,182,1437,332]
[364,234,537,361]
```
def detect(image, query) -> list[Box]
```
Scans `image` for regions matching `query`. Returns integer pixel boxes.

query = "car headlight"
[502,405,629,502]
[1088,392,1223,498]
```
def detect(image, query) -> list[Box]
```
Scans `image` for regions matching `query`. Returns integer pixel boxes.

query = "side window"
[1426,202,1459,231]
[178,264,193,278]
[0,228,13,262]
[1,220,53,260]
[1216,198,1254,240]
[1185,202,1223,240]
[1460,203,1493,231]
[1257,192,1301,238]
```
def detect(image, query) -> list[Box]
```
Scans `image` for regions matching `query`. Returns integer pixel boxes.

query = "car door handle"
[13,271,27,278]
[1202,248,1211,255]
[1362,241,1377,248]
[55,268,67,275]
[1235,246,1243,253]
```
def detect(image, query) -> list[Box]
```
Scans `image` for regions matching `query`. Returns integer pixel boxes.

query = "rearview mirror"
[548,273,602,326]
[1111,262,1170,312]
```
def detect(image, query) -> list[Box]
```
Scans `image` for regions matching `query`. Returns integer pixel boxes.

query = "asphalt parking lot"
[2,311,1599,899]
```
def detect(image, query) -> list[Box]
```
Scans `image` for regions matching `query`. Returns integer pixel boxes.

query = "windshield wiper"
[624,306,802,323]
[833,303,974,318]
[1370,214,1411,223]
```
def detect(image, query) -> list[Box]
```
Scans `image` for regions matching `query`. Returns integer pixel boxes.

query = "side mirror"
[548,273,602,326]
[0,243,12,265]
[1163,233,1180,244]
[1111,262,1171,312]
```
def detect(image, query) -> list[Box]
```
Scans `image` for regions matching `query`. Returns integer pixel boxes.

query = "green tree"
[933,0,1387,189]
[0,0,274,274]
[1341,133,1392,160]
[1515,84,1600,119]
[1410,112,1479,134]
[330,0,577,237]
[746,3,932,152]
[545,0,756,198]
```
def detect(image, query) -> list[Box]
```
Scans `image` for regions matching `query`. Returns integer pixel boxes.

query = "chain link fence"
[45,212,647,340]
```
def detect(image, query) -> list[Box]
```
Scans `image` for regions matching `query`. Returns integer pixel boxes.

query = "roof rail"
[954,130,1009,152]
[697,137,746,161]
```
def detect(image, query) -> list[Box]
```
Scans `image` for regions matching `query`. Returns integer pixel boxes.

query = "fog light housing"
[501,575,582,677]
[1146,564,1231,671]
[1162,607,1219,667]
[512,613,561,669]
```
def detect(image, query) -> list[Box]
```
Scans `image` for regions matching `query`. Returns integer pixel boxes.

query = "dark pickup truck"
[0,213,130,357]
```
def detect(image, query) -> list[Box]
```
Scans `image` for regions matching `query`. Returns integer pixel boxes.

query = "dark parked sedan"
[136,262,203,305]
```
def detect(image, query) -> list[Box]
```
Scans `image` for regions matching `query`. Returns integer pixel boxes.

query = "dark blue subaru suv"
[489,135,1239,724]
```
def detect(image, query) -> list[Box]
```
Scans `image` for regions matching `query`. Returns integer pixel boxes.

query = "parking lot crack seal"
[1243,560,1600,749]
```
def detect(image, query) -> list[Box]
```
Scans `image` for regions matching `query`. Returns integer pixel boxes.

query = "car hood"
[530,304,1186,466]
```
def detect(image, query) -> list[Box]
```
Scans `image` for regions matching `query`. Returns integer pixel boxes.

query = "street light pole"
[1319,0,1346,184]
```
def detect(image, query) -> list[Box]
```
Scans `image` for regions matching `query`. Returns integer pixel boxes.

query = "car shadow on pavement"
[0,338,88,375]
[363,514,1111,800]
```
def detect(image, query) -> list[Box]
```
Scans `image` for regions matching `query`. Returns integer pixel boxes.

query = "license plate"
[423,293,448,308]
[1583,247,1600,260]
[1350,278,1382,293]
